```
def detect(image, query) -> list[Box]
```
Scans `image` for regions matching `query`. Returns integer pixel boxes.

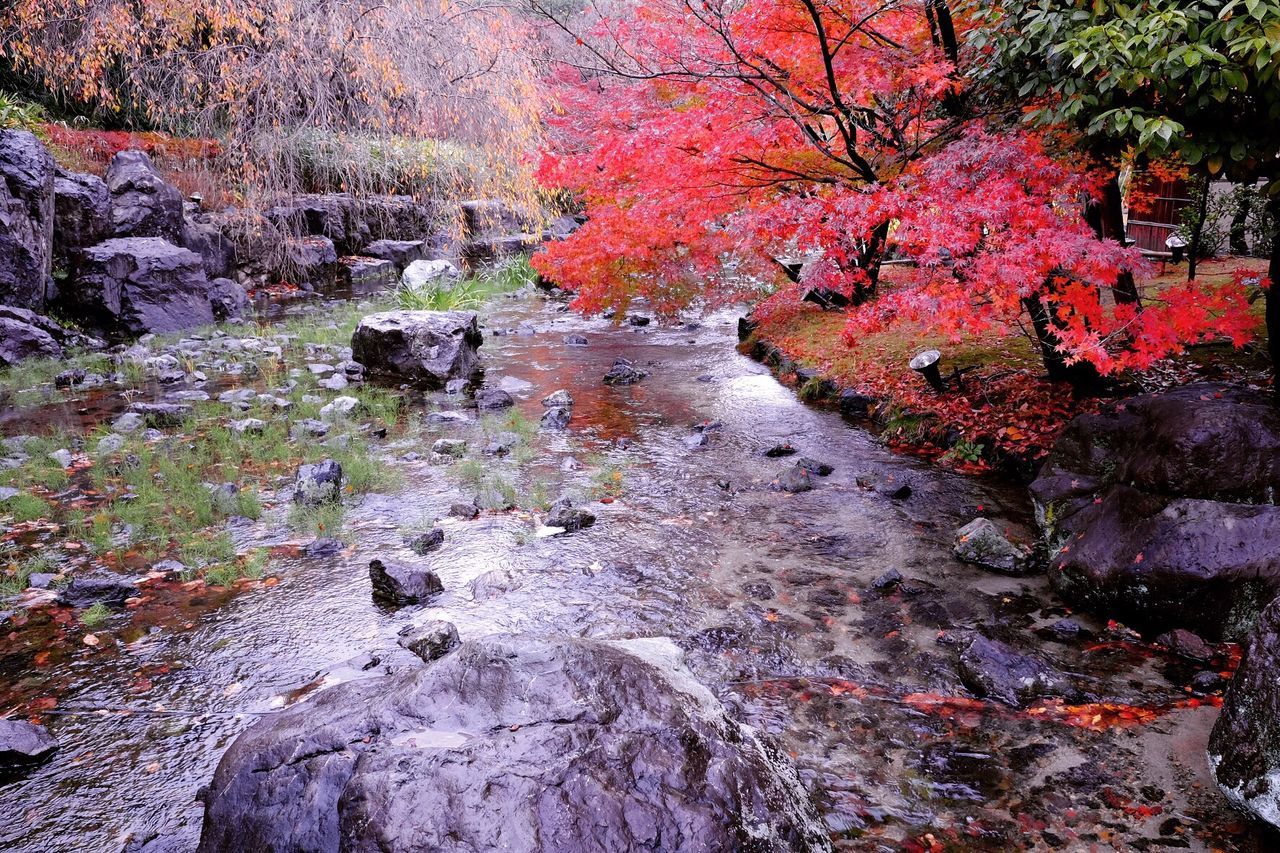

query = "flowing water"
[0,290,1267,851]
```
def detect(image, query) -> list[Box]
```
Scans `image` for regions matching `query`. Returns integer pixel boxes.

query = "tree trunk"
[1086,173,1141,305]
[855,220,892,301]
[1267,195,1280,388]
[1022,293,1102,391]
[1230,188,1251,256]
[1187,177,1211,281]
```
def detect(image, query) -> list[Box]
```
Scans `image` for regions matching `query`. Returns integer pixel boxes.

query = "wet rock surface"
[368,557,443,604]
[0,720,58,775]
[197,635,830,853]
[1032,383,1280,636]
[1211,597,1280,830]
[350,310,482,388]
[956,634,1078,707]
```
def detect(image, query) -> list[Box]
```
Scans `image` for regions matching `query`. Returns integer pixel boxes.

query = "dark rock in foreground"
[0,719,58,775]
[1210,596,1280,830]
[407,528,444,555]
[545,498,595,532]
[58,576,136,608]
[369,557,442,604]
[351,310,482,389]
[1032,384,1280,637]
[197,634,831,853]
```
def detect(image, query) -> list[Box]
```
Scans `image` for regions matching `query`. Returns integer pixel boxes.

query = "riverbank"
[743,256,1274,478]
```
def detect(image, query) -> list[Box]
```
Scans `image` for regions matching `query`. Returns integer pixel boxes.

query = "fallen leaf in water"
[83,633,100,646]
[144,762,160,774]
[263,577,280,587]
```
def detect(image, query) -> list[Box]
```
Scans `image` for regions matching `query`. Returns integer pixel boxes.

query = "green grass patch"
[394,256,537,312]
[78,602,112,628]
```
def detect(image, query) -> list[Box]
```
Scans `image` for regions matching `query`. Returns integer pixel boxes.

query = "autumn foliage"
[1,0,543,200]
[532,0,1261,377]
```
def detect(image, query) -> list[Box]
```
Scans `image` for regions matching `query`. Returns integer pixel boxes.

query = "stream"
[0,288,1263,851]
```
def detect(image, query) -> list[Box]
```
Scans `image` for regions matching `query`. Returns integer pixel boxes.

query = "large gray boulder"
[105,150,184,241]
[53,171,111,261]
[351,310,482,389]
[197,635,830,853]
[1209,596,1280,830]
[1031,383,1280,637]
[66,237,214,339]
[0,130,56,311]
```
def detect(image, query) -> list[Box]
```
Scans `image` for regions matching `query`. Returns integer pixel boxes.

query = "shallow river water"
[0,290,1270,851]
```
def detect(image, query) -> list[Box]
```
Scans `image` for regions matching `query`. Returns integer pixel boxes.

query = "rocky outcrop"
[64,237,214,339]
[284,236,339,288]
[364,239,427,272]
[196,635,830,853]
[1031,384,1280,637]
[0,130,56,311]
[105,150,184,242]
[1209,596,1280,830]
[53,171,111,262]
[351,310,482,389]
[180,211,235,279]
[0,305,103,367]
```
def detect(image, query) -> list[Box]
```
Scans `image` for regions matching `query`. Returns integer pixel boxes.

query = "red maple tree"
[531,0,1257,382]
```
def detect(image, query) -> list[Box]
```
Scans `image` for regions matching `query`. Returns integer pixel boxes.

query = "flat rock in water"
[540,406,571,431]
[196,635,830,853]
[58,576,136,608]
[603,358,647,386]
[773,465,813,494]
[474,388,514,410]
